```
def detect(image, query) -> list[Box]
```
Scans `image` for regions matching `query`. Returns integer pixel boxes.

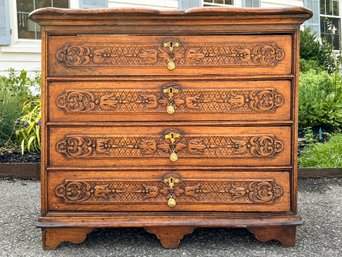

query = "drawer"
[48,170,291,212]
[49,126,291,167]
[49,35,292,76]
[49,80,291,122]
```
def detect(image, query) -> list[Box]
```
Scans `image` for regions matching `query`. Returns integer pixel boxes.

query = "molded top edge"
[29,6,313,23]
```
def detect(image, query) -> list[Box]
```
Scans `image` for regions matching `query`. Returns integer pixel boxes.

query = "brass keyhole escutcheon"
[164,177,180,189]
[163,41,180,53]
[164,132,181,145]
[163,86,180,100]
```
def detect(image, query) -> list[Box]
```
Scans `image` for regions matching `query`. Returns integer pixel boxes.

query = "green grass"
[299,134,342,168]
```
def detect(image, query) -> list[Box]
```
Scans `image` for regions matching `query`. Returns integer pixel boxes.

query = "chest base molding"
[38,213,301,249]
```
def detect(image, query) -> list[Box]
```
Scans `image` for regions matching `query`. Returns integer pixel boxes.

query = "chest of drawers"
[30,6,312,249]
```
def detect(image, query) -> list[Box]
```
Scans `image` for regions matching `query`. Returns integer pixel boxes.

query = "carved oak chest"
[29,7,312,249]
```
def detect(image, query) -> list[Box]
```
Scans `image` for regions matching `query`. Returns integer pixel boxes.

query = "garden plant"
[298,28,342,168]
[0,69,41,161]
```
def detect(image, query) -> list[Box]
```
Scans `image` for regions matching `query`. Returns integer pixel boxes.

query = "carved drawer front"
[49,126,291,167]
[48,170,290,212]
[49,35,292,76]
[49,80,291,122]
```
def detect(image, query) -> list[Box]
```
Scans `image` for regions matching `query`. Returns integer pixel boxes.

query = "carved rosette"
[228,181,283,203]
[54,177,283,205]
[55,181,92,202]
[55,87,284,114]
[56,134,284,159]
[56,41,285,68]
[56,136,94,158]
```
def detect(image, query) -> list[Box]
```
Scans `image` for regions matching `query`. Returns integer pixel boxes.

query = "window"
[242,0,260,7]
[320,0,341,49]
[16,0,69,39]
[203,0,234,7]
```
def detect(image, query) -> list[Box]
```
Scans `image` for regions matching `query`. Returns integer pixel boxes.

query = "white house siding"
[108,0,178,9]
[0,0,306,75]
[0,51,41,75]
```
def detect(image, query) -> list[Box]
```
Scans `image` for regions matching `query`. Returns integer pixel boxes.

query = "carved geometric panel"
[55,177,284,205]
[55,87,284,114]
[56,42,285,68]
[56,133,284,159]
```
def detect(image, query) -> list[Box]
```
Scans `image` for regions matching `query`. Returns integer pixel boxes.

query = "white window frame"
[0,0,78,53]
[203,0,234,7]
[202,0,242,7]
[320,0,342,50]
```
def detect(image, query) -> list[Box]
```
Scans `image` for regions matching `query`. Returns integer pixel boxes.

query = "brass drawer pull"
[164,131,181,162]
[163,40,180,71]
[167,105,175,115]
[162,85,181,115]
[163,176,181,208]
[169,151,178,162]
[167,58,176,71]
[167,197,177,208]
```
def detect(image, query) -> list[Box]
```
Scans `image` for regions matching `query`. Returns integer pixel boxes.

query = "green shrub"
[0,90,21,146]
[299,127,317,150]
[300,59,325,73]
[299,134,342,168]
[0,69,41,150]
[0,69,40,105]
[300,27,340,72]
[15,99,41,154]
[299,70,342,131]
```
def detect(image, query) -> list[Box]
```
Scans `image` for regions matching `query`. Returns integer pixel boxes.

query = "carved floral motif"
[56,87,284,114]
[56,42,285,68]
[56,133,284,159]
[55,177,283,204]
